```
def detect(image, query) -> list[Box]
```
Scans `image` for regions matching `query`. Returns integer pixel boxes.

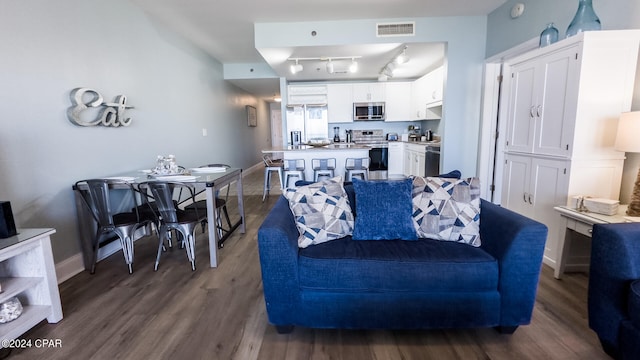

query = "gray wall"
[0,0,270,263]
[487,0,640,203]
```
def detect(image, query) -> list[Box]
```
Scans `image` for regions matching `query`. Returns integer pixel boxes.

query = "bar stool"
[283,159,306,188]
[262,154,284,201]
[312,158,336,181]
[345,158,370,181]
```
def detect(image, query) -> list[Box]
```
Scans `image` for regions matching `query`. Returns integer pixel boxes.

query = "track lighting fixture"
[349,58,358,73]
[288,56,361,75]
[383,62,396,77]
[394,46,409,64]
[378,45,408,81]
[326,59,334,74]
[290,59,303,74]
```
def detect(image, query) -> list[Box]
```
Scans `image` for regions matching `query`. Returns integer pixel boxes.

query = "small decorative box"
[572,196,619,216]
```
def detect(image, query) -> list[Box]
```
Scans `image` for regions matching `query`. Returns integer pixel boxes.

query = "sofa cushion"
[629,280,640,327]
[284,176,354,248]
[412,176,481,247]
[298,236,498,292]
[351,178,417,240]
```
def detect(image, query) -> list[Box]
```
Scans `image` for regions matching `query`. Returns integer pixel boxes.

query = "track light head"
[290,59,303,74]
[395,47,409,64]
[326,59,334,74]
[349,59,358,73]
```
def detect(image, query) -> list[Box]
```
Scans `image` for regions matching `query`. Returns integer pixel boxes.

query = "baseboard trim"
[55,252,84,284]
[244,162,262,175]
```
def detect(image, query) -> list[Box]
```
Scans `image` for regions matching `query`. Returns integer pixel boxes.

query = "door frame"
[478,37,539,204]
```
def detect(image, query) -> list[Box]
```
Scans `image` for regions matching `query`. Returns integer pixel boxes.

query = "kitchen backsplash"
[327,119,441,141]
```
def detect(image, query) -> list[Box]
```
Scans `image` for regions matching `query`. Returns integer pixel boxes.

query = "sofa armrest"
[257,196,300,325]
[479,200,548,326]
[588,223,640,356]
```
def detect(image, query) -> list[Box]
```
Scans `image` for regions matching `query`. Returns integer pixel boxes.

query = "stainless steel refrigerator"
[285,104,328,144]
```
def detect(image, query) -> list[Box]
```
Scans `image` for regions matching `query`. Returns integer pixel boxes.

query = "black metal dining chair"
[138,181,206,271]
[75,179,153,274]
[183,164,233,242]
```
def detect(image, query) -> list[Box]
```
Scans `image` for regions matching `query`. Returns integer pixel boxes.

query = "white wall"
[0,0,269,264]
[486,0,640,203]
[255,17,487,177]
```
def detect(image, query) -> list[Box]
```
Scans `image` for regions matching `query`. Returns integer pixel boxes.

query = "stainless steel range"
[351,129,386,145]
[351,129,388,179]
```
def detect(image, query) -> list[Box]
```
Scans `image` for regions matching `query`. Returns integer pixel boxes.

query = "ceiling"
[131,0,507,101]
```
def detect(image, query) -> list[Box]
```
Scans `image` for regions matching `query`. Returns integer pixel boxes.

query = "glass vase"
[540,23,559,47]
[566,0,601,38]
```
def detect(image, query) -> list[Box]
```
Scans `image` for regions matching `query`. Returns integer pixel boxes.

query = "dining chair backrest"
[263,154,283,168]
[346,157,370,169]
[140,182,178,223]
[312,158,336,170]
[76,179,136,228]
[139,181,200,224]
[284,159,304,171]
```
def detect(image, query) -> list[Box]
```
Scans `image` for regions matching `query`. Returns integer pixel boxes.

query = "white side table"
[0,229,63,344]
[553,206,638,279]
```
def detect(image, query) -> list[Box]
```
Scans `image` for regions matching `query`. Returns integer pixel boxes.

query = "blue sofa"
[257,183,548,334]
[589,223,640,359]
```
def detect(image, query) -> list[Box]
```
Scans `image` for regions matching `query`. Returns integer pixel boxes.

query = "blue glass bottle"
[566,0,601,38]
[540,23,559,47]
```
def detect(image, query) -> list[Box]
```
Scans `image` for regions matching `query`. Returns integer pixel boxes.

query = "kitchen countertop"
[262,144,371,153]
[262,140,441,153]
[390,140,441,147]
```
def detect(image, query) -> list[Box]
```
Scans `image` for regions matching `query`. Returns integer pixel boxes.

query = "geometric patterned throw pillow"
[283,176,354,248]
[411,176,481,247]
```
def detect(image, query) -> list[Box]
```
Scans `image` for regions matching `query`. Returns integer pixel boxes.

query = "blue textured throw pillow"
[352,178,417,240]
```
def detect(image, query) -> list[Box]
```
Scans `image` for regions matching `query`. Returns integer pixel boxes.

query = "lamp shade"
[615,111,640,153]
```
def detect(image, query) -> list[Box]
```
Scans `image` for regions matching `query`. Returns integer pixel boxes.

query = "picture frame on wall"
[246,105,257,127]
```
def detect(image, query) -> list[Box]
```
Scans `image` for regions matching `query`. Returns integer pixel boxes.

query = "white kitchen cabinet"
[411,66,444,120]
[352,83,385,102]
[388,142,405,176]
[500,30,640,269]
[287,84,328,105]
[384,82,413,122]
[0,229,63,345]
[403,143,425,177]
[410,76,428,120]
[327,83,353,123]
[424,66,444,107]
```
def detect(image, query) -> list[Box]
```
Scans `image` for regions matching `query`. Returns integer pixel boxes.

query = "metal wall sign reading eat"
[67,88,134,127]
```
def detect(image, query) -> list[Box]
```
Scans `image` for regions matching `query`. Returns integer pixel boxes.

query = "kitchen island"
[262,144,370,185]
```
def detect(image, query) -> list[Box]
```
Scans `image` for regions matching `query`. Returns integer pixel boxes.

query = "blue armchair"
[589,223,640,359]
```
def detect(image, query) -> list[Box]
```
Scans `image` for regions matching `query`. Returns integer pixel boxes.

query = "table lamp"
[615,111,640,216]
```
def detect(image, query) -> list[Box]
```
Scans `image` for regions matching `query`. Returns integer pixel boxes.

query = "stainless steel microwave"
[353,102,385,121]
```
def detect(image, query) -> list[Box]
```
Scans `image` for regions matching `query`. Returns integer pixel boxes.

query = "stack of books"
[571,196,619,216]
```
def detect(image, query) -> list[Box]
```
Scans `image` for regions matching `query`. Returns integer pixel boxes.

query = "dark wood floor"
[10,170,610,359]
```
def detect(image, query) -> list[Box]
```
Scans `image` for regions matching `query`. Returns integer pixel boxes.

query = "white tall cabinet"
[500,30,640,269]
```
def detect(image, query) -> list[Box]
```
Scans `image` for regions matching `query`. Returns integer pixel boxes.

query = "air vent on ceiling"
[376,22,415,37]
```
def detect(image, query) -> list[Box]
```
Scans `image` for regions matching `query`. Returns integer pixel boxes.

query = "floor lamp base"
[627,168,640,217]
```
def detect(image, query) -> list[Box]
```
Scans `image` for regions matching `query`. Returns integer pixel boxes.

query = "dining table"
[72,167,245,269]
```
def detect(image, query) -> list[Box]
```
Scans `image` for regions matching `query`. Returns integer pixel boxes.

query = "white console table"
[553,206,638,280]
[0,229,63,344]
